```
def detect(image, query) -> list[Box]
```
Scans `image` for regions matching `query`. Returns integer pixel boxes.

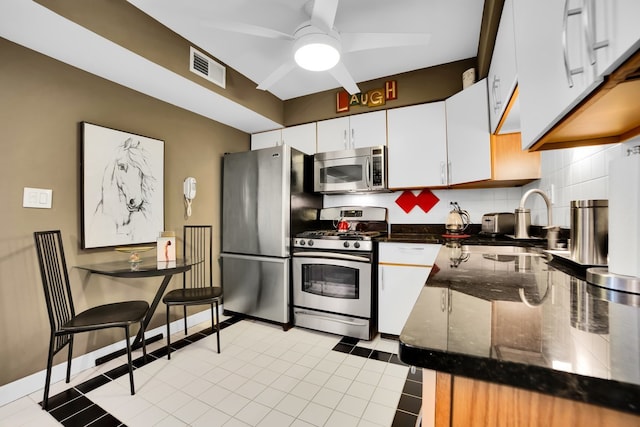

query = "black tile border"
[41,318,240,426]
[331,337,423,425]
[42,319,422,426]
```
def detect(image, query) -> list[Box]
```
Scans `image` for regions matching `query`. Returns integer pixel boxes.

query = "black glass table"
[76,258,195,364]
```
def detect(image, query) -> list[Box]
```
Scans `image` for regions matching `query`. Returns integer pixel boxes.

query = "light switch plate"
[23,187,52,209]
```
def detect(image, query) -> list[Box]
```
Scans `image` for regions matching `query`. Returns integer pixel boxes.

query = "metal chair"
[163,225,221,359]
[33,230,148,410]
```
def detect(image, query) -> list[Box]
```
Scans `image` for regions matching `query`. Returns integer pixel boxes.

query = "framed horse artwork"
[81,122,164,249]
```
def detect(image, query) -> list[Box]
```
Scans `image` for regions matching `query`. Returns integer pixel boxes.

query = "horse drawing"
[94,137,156,239]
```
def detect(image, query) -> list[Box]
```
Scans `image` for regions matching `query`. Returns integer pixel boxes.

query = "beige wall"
[36,0,284,125]
[283,58,478,126]
[0,38,248,386]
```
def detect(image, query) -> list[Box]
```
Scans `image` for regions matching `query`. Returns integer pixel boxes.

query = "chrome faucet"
[514,189,559,247]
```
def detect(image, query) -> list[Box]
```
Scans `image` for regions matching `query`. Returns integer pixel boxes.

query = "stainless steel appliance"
[481,212,515,235]
[570,199,608,265]
[221,145,321,327]
[292,206,387,340]
[314,146,388,194]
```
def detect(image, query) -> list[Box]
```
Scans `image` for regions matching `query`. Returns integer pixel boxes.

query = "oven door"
[314,155,371,193]
[293,252,372,318]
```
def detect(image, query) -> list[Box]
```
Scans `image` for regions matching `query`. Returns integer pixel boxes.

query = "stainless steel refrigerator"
[221,145,321,327]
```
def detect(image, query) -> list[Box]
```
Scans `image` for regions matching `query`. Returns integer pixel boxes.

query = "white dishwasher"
[378,242,441,336]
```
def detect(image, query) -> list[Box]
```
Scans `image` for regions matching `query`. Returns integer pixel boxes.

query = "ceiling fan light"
[294,33,340,71]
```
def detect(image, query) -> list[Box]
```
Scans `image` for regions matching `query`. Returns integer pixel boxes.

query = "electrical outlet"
[23,187,52,209]
[548,184,555,205]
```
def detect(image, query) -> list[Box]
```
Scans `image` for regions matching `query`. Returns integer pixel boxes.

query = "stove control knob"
[308,240,314,246]
[343,241,350,248]
[299,240,305,246]
[354,242,360,249]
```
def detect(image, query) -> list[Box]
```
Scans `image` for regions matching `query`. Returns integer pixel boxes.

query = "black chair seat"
[163,287,222,305]
[61,301,149,332]
[34,230,148,410]
[164,225,221,359]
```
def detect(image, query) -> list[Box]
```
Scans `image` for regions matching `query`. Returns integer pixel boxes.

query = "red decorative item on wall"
[395,189,440,213]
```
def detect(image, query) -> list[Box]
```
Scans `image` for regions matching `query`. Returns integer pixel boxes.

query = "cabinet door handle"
[492,75,502,114]
[447,161,452,184]
[351,128,355,149]
[562,0,584,88]
[584,0,609,65]
[343,129,348,149]
[440,161,446,185]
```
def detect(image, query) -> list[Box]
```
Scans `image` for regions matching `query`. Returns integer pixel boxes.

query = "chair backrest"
[183,225,213,289]
[33,230,74,348]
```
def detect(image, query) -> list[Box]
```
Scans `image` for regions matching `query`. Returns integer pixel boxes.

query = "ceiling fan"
[206,0,431,94]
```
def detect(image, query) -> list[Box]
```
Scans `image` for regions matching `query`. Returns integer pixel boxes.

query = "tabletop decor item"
[157,231,176,262]
[115,245,155,264]
[81,122,164,249]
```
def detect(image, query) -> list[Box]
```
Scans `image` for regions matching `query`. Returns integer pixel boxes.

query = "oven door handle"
[293,252,371,263]
[294,310,369,327]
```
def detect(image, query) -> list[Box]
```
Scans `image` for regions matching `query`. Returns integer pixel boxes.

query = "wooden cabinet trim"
[529,49,640,151]
[437,374,640,427]
[435,372,453,427]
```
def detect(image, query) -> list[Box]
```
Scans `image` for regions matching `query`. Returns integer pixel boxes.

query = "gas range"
[296,230,384,240]
[294,206,387,252]
[292,206,387,340]
[294,231,384,251]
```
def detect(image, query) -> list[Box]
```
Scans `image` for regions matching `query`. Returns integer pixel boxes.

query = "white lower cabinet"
[378,243,441,336]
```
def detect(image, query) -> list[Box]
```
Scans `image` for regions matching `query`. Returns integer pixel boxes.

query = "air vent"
[189,47,226,88]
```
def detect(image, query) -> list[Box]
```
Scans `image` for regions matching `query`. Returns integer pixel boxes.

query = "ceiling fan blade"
[311,0,339,32]
[328,61,360,95]
[341,32,431,53]
[257,60,297,91]
[203,21,293,41]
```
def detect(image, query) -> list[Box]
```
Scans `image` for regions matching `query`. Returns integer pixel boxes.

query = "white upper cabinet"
[251,129,282,151]
[387,102,448,188]
[252,123,317,154]
[512,0,639,150]
[446,79,491,186]
[591,0,640,77]
[281,122,317,155]
[513,0,600,150]
[349,110,387,149]
[317,110,386,152]
[487,0,518,134]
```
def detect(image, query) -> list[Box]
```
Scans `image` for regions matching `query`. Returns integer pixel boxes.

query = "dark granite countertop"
[398,242,640,415]
[381,223,567,247]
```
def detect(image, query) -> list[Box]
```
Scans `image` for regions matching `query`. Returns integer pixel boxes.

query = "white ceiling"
[1,0,486,133]
[128,0,486,100]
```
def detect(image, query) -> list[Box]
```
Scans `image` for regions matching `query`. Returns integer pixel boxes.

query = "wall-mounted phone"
[183,177,196,217]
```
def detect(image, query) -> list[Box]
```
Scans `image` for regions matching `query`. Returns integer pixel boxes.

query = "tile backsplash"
[324,138,640,228]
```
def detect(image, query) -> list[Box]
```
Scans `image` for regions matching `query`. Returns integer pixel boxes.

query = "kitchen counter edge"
[397,242,640,415]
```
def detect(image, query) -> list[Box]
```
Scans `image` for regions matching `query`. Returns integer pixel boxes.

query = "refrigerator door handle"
[220,253,287,263]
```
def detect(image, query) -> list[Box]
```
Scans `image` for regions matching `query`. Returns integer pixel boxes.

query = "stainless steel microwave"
[314,146,388,194]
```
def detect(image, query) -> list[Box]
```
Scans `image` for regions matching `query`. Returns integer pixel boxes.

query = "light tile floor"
[0,317,422,427]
